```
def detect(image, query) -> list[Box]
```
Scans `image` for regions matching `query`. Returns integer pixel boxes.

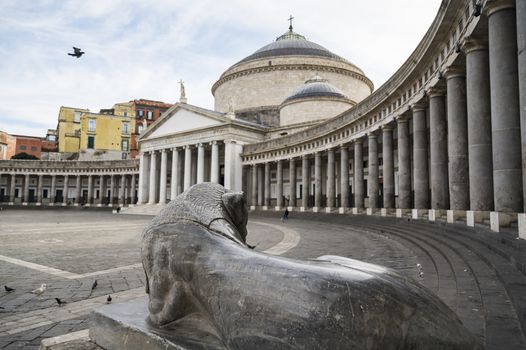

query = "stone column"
[50,175,56,205]
[36,175,43,205]
[148,151,158,204]
[197,143,205,184]
[171,148,180,200]
[109,175,116,206]
[354,140,364,209]
[382,126,394,208]
[445,67,469,210]
[340,145,349,209]
[327,149,335,209]
[257,165,264,206]
[63,175,69,205]
[184,146,192,191]
[98,175,105,205]
[518,0,526,209]
[9,174,15,204]
[464,37,494,211]
[368,133,379,209]
[302,155,310,209]
[87,175,93,205]
[413,104,430,209]
[23,174,29,204]
[159,149,168,204]
[289,158,296,207]
[210,141,219,183]
[397,117,411,209]
[264,162,270,207]
[130,173,137,204]
[138,152,150,204]
[75,175,81,205]
[251,164,257,208]
[486,0,522,212]
[314,152,322,208]
[119,174,126,206]
[276,160,283,209]
[429,87,449,209]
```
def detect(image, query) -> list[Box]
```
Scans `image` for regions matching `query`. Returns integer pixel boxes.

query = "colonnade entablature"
[240,0,526,236]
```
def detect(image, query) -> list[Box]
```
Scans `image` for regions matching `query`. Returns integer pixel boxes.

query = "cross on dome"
[288,15,294,31]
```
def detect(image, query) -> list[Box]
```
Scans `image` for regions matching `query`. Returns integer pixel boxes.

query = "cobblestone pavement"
[2,208,526,349]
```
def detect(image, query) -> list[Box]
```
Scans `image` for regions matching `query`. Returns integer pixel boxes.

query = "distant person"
[281,208,289,222]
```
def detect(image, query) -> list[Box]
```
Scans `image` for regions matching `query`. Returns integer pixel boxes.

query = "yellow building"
[79,112,134,158]
[113,102,134,117]
[57,106,89,153]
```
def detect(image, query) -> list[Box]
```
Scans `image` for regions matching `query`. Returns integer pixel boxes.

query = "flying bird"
[67,47,84,58]
[4,286,14,292]
[106,295,112,303]
[55,298,66,306]
[31,283,46,295]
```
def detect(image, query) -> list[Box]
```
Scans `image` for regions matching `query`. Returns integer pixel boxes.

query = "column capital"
[411,102,427,112]
[427,86,446,98]
[444,66,465,80]
[172,147,178,151]
[395,114,409,123]
[210,140,218,145]
[380,124,394,132]
[197,143,204,148]
[462,35,488,53]
[353,138,363,145]
[484,0,515,17]
[185,144,192,149]
[161,148,166,153]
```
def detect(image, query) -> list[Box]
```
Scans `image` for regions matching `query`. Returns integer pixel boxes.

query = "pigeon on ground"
[91,280,98,290]
[31,283,46,295]
[4,286,14,292]
[55,298,66,306]
[106,295,112,303]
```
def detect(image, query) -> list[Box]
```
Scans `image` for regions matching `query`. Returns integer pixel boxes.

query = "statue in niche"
[142,183,482,350]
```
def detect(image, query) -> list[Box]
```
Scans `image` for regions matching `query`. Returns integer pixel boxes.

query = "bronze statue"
[142,183,482,349]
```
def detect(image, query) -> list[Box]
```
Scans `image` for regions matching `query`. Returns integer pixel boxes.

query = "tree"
[11,152,39,160]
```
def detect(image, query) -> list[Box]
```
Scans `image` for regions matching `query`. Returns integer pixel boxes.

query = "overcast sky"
[0,0,441,137]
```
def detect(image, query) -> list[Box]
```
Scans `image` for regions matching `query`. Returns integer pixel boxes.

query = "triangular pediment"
[141,104,227,140]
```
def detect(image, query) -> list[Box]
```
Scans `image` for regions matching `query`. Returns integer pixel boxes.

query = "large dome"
[238,30,348,65]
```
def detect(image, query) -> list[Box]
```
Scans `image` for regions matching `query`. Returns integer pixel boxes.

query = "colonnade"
[245,1,526,231]
[138,140,238,204]
[0,172,138,207]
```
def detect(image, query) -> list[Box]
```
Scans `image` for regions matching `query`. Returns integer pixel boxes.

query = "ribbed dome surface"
[238,29,345,64]
[284,75,348,103]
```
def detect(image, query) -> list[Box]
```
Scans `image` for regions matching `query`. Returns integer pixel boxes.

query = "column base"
[48,203,55,207]
[366,208,378,216]
[262,206,269,211]
[381,208,395,217]
[22,202,28,206]
[446,210,466,223]
[338,207,349,214]
[352,207,363,215]
[412,209,427,219]
[250,206,256,211]
[518,214,526,240]
[313,207,320,213]
[428,209,446,222]
[490,212,517,232]
[8,202,14,206]
[274,206,282,211]
[325,207,334,213]
[300,207,308,212]
[74,203,79,207]
[287,206,294,212]
[62,203,67,206]
[396,209,411,218]
[36,202,42,206]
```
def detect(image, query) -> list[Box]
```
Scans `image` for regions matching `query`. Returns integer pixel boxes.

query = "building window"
[123,123,129,134]
[47,135,56,141]
[147,110,153,120]
[74,111,81,122]
[87,136,95,149]
[19,145,26,150]
[138,125,144,134]
[43,189,48,198]
[137,110,144,118]
[122,139,129,151]
[88,119,96,132]
[123,111,128,117]
[31,146,37,151]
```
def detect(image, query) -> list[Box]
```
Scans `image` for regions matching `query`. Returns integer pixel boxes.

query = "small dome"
[284,74,348,103]
[238,29,345,64]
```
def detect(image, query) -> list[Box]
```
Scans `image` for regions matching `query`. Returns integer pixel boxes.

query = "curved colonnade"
[242,0,526,234]
[0,160,139,207]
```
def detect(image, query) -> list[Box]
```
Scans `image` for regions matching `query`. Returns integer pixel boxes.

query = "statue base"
[89,297,226,350]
